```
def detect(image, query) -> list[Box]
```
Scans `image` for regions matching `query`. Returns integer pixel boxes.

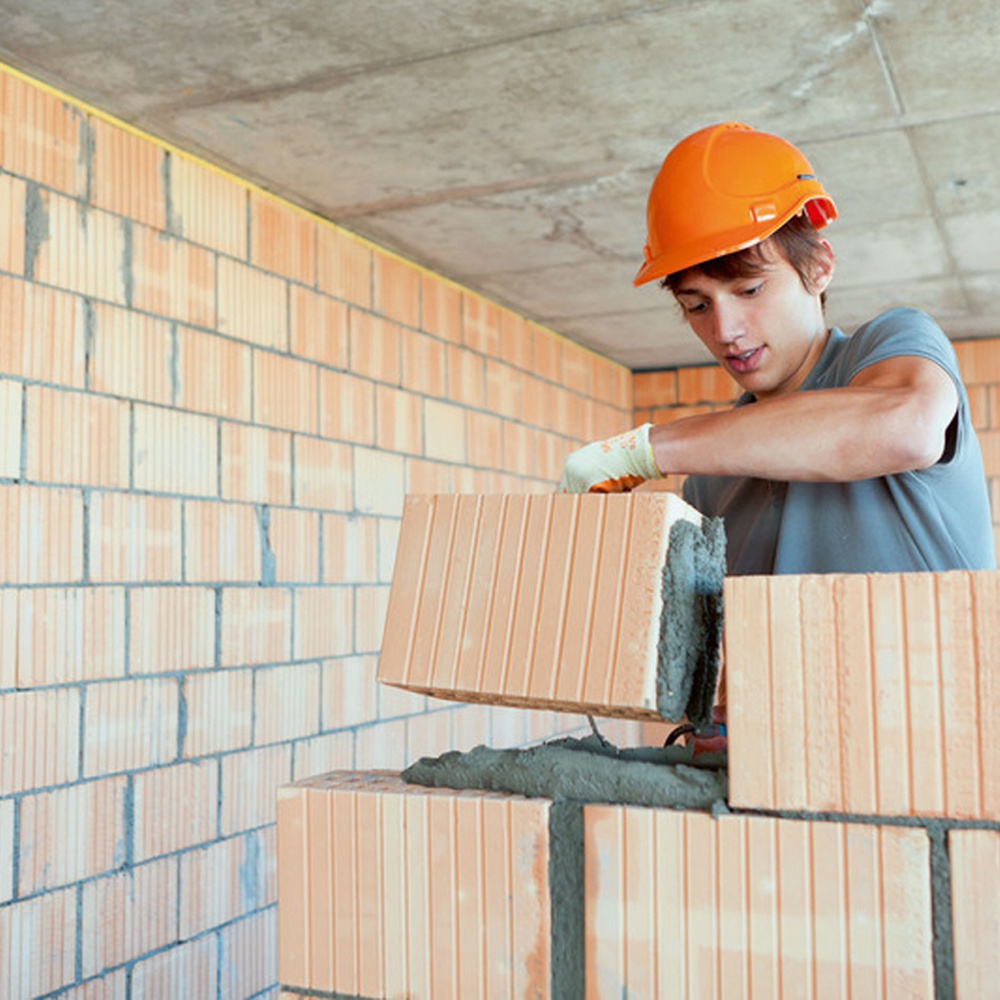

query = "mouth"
[725,346,764,375]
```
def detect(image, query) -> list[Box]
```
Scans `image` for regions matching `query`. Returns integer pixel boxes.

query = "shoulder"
[842,307,959,379]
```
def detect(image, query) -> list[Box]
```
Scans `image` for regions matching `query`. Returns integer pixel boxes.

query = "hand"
[558,423,662,493]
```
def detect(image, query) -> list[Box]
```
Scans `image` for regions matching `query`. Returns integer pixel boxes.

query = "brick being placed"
[725,571,1000,819]
[377,493,724,727]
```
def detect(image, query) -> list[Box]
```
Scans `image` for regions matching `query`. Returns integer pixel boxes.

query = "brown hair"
[660,212,831,306]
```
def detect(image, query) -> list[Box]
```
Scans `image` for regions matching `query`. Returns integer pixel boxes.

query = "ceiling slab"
[1,0,998,369]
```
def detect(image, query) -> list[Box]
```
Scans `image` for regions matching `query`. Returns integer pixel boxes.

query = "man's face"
[671,245,833,399]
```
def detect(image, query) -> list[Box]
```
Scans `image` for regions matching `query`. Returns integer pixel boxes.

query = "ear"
[811,239,836,294]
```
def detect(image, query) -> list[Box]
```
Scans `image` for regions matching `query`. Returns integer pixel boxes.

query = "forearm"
[650,384,949,482]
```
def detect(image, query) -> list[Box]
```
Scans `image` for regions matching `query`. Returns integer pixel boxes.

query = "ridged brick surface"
[378,492,704,719]
[726,571,1000,819]
[584,806,934,1000]
[949,829,1000,999]
[277,771,551,1000]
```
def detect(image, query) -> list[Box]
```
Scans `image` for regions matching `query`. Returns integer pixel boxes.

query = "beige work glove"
[558,423,662,493]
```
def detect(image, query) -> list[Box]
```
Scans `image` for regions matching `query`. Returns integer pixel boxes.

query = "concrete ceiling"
[1,0,998,370]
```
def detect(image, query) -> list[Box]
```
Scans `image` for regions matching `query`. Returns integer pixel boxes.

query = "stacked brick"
[0,65,635,997]
[278,494,1000,997]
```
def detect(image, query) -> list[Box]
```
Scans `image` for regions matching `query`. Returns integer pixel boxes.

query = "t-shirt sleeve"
[841,307,962,388]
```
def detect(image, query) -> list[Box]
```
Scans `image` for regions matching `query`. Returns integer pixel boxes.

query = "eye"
[740,283,764,297]
[681,300,707,315]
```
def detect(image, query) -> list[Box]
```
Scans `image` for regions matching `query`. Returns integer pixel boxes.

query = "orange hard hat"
[633,122,837,287]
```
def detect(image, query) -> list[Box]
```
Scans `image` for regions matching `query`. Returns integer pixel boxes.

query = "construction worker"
[560,121,996,576]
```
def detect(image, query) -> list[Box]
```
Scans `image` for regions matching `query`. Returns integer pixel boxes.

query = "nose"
[706,299,745,346]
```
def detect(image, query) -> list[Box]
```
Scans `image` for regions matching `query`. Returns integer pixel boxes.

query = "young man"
[560,122,995,575]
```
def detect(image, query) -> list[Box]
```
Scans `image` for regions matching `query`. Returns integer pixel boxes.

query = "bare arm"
[649,354,958,482]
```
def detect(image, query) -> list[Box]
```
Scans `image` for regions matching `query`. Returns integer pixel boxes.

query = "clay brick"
[562,341,592,396]
[183,500,260,582]
[592,354,631,409]
[316,224,372,307]
[354,446,405,516]
[277,772,551,999]
[462,295,501,357]
[354,718,410,769]
[182,668,254,757]
[349,310,401,384]
[1,688,79,792]
[32,192,127,303]
[129,934,218,1000]
[950,829,1000,998]
[26,385,130,488]
[447,344,486,407]
[90,116,166,229]
[317,368,376,444]
[953,337,1000,386]
[726,571,1000,820]
[465,409,503,471]
[373,251,421,327]
[0,379,21,478]
[499,311,535,371]
[293,586,354,660]
[356,583,390,654]
[133,759,218,860]
[294,731,355,779]
[534,328,562,382]
[89,303,173,405]
[129,585,216,674]
[0,172,26,275]
[253,349,318,434]
[485,357,524,420]
[550,385,585,436]
[131,225,216,329]
[423,398,467,463]
[220,587,293,666]
[170,153,248,259]
[269,507,320,583]
[89,492,182,583]
[289,286,349,369]
[179,831,268,938]
[59,968,128,999]
[219,909,278,1000]
[584,806,933,999]
[321,655,378,731]
[0,72,85,195]
[0,887,77,998]
[0,798,13,902]
[633,369,679,410]
[293,435,353,510]
[175,325,252,421]
[378,492,706,719]
[249,191,316,284]
[375,383,423,454]
[217,257,288,351]
[0,275,86,387]
[255,663,321,744]
[421,274,462,342]
[19,777,127,892]
[0,483,83,584]
[406,455,453,494]
[16,586,126,686]
[134,404,218,497]
[220,422,292,505]
[220,743,293,835]
[401,327,447,397]
[676,364,739,405]
[81,677,179,777]
[322,512,379,584]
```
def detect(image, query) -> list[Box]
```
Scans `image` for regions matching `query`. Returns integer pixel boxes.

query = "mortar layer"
[658,515,726,729]
[402,734,727,810]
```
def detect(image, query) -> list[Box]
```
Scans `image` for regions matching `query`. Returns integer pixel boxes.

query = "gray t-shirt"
[682,307,996,575]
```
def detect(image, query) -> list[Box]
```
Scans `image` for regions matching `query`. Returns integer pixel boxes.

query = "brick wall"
[0,65,635,998]
[634,337,1000,562]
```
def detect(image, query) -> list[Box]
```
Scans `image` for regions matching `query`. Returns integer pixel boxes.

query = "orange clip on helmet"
[633,122,837,287]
